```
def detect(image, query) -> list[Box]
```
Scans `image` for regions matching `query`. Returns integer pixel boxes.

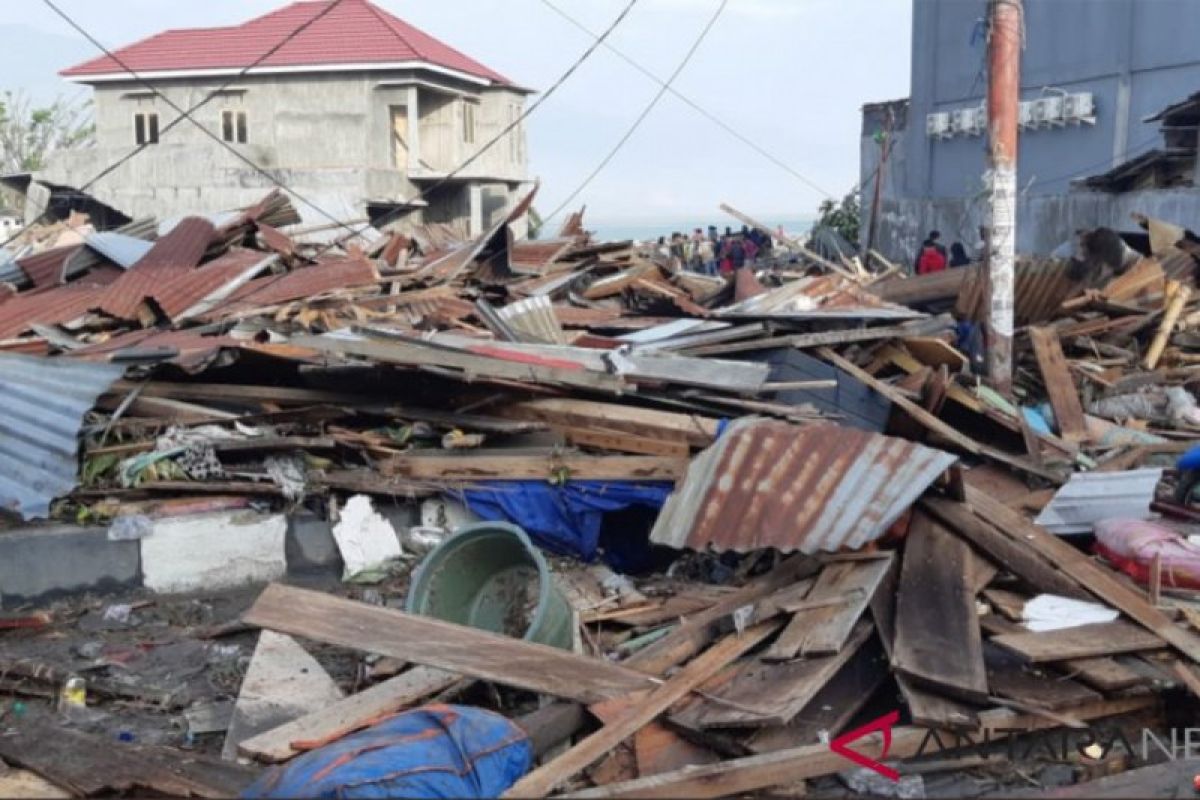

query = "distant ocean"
[589,217,815,243]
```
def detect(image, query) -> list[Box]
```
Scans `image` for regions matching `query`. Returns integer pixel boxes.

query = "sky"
[4,0,913,226]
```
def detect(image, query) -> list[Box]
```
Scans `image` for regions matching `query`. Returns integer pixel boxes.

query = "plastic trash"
[107,514,153,541]
[242,705,531,799]
[1094,518,1200,590]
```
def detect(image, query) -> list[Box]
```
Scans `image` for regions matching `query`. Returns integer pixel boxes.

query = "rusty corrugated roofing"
[0,285,103,340]
[511,239,575,274]
[70,328,242,373]
[956,259,1081,325]
[202,257,379,319]
[151,249,276,320]
[96,217,216,319]
[0,353,124,519]
[15,245,81,288]
[650,418,957,555]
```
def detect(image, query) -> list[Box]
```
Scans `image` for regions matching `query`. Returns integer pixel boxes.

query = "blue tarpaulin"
[459,480,674,561]
[242,705,531,799]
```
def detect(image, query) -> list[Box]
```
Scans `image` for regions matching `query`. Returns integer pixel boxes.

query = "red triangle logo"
[829,710,901,782]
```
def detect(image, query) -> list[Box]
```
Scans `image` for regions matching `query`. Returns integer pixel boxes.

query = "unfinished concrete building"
[38,0,533,236]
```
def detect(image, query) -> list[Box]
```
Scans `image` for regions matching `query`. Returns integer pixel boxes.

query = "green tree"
[0,90,94,174]
[815,190,861,245]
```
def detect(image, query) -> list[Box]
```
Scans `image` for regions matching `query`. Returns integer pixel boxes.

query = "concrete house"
[40,0,533,235]
[861,0,1200,260]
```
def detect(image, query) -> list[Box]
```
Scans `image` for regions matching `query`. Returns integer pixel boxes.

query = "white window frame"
[221,109,248,144]
[134,111,159,145]
[462,100,477,145]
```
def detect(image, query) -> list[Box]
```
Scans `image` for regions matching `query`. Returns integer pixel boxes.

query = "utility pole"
[985,0,1021,392]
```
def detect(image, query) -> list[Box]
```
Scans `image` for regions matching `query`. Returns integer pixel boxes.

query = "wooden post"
[984,0,1022,392]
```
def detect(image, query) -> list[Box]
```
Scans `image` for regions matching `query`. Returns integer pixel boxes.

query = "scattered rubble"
[0,194,1199,798]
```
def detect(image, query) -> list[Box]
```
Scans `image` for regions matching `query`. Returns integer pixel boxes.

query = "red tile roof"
[61,0,512,85]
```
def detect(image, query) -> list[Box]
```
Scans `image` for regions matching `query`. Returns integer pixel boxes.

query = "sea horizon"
[584,216,816,243]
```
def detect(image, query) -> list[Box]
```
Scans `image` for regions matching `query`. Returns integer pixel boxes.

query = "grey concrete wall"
[871,186,1200,264]
[43,69,529,226]
[904,0,1200,200]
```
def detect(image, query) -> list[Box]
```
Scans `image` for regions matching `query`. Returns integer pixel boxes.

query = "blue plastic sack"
[459,480,673,561]
[242,705,532,799]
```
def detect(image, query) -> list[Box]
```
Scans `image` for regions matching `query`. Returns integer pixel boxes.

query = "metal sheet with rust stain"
[650,418,957,554]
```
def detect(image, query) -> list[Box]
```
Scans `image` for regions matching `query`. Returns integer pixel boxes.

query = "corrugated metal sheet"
[70,328,241,373]
[202,257,379,320]
[0,353,125,519]
[15,245,81,288]
[96,217,216,319]
[650,418,958,554]
[956,259,1081,325]
[0,285,103,340]
[1034,468,1164,535]
[510,239,575,273]
[152,249,276,320]
[84,232,155,268]
[496,295,568,344]
[718,275,924,321]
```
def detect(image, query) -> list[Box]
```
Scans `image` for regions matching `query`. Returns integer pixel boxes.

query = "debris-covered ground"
[1,192,1199,798]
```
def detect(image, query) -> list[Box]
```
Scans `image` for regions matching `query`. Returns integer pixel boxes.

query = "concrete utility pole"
[985,0,1022,392]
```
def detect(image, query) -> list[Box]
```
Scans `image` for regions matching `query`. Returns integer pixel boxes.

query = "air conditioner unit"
[1041,96,1066,127]
[1065,92,1096,124]
[926,112,952,139]
[1018,100,1035,131]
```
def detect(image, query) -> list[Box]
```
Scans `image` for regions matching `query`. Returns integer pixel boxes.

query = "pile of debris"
[1,190,1200,798]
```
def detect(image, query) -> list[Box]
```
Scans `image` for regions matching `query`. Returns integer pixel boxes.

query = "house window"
[508,103,522,163]
[134,112,159,145]
[222,110,248,144]
[462,101,476,145]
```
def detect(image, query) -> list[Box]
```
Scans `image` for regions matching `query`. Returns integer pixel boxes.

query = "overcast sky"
[7,0,913,224]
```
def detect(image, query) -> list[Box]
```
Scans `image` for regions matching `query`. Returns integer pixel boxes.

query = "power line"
[316,0,642,255]
[39,0,364,238]
[541,0,729,224]
[1025,133,1161,191]
[537,0,835,200]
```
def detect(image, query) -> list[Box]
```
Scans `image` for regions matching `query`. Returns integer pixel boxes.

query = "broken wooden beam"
[242,584,653,704]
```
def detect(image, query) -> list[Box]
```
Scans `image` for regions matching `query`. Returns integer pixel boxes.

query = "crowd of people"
[655,225,778,276]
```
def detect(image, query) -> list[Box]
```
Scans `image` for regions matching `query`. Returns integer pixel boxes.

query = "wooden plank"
[560,426,690,457]
[560,697,1157,799]
[499,398,719,448]
[625,557,814,676]
[1029,327,1088,443]
[672,622,874,729]
[963,486,1200,663]
[984,646,1101,709]
[868,554,981,730]
[0,769,71,799]
[892,512,988,703]
[920,496,1089,600]
[683,324,919,358]
[745,634,888,753]
[902,337,968,371]
[238,666,459,762]
[503,621,783,798]
[591,693,722,778]
[763,556,892,661]
[1061,657,1147,692]
[242,584,653,704]
[382,452,686,482]
[0,719,256,798]
[818,348,1061,482]
[991,621,1166,662]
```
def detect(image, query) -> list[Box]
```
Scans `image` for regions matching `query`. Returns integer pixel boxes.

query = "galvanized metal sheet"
[718,274,924,322]
[496,295,568,344]
[1035,468,1164,535]
[84,232,155,268]
[0,353,124,519]
[650,418,957,554]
